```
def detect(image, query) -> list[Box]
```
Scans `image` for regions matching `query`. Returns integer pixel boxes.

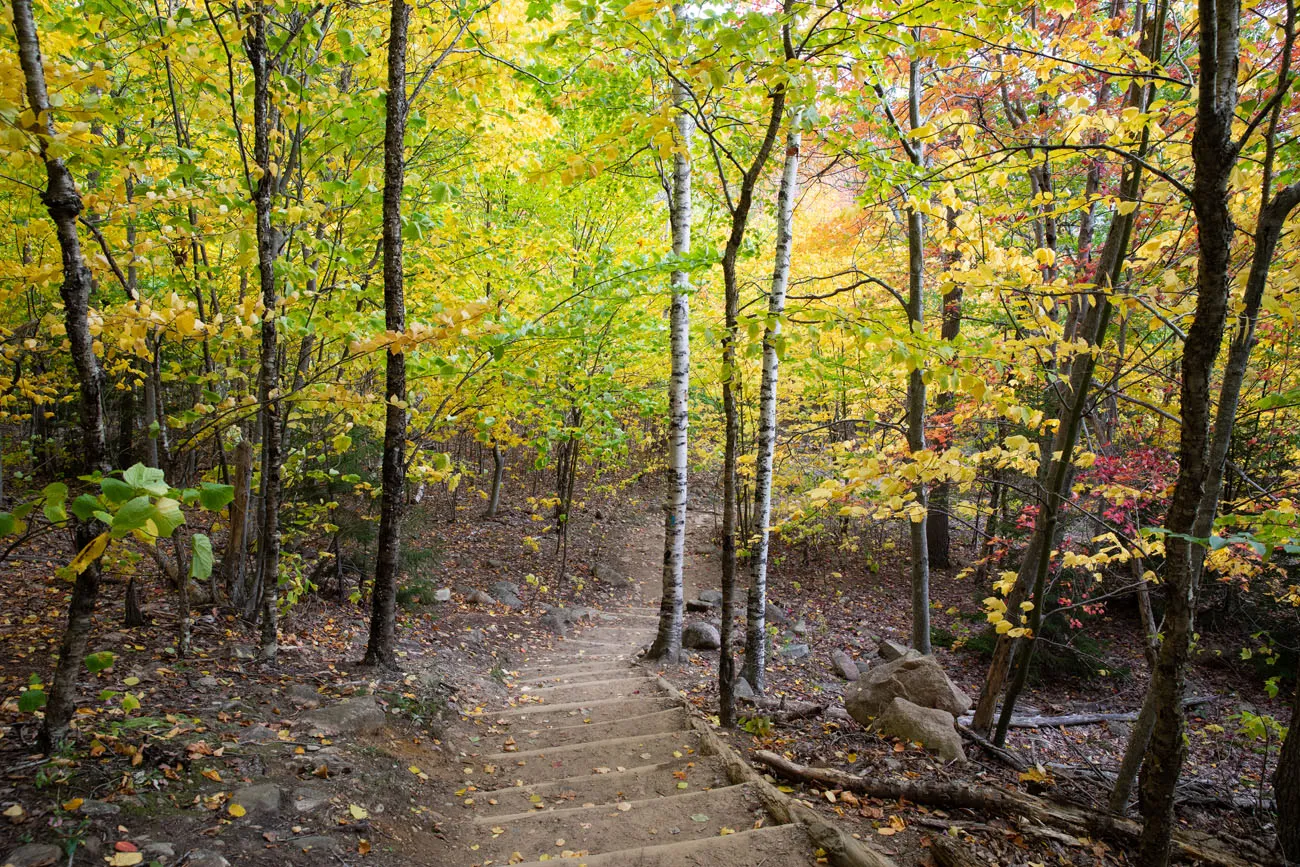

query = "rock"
[490,581,523,608]
[467,589,495,605]
[683,622,721,650]
[2,844,61,867]
[240,724,280,743]
[792,620,808,636]
[487,559,507,569]
[844,654,972,723]
[877,639,910,661]
[229,783,283,819]
[290,835,341,855]
[856,661,872,677]
[698,590,724,605]
[433,587,452,602]
[874,697,965,762]
[186,851,231,867]
[79,799,120,817]
[765,603,789,625]
[229,644,256,660]
[298,695,386,736]
[292,788,331,813]
[143,842,176,861]
[196,675,219,688]
[778,643,810,660]
[733,678,756,701]
[592,562,632,589]
[287,684,322,708]
[832,650,860,681]
[538,611,569,636]
[685,599,712,613]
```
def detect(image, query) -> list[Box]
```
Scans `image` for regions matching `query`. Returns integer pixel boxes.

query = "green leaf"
[18,688,47,712]
[42,482,69,523]
[111,496,154,538]
[198,483,235,511]
[84,651,116,673]
[122,463,168,496]
[190,533,214,580]
[149,497,185,538]
[100,477,135,503]
[71,494,100,521]
[0,512,17,537]
[122,692,141,712]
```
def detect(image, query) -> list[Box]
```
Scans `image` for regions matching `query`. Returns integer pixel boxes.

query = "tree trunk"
[647,69,694,663]
[486,443,505,517]
[12,0,111,753]
[364,0,410,670]
[742,123,800,691]
[926,213,962,570]
[1275,679,1300,863]
[223,439,254,605]
[245,4,282,661]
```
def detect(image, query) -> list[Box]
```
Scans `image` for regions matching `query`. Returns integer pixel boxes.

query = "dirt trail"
[445,506,823,866]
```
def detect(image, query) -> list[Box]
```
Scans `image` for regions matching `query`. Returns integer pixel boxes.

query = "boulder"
[2,844,62,867]
[698,589,724,605]
[491,581,523,608]
[733,677,756,701]
[229,644,256,660]
[874,697,965,762]
[292,788,331,813]
[685,599,713,613]
[765,603,789,625]
[877,639,910,661]
[286,683,322,708]
[142,842,176,861]
[538,611,569,636]
[229,783,283,819]
[792,620,808,636]
[433,587,452,602]
[298,695,386,736]
[487,559,508,569]
[592,562,632,589]
[778,643,810,660]
[831,650,860,681]
[844,653,972,722]
[467,589,495,605]
[187,852,231,867]
[683,622,721,650]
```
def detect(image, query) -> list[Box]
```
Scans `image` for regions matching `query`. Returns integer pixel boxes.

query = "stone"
[733,678,756,701]
[196,675,219,688]
[2,844,61,867]
[487,559,507,569]
[290,836,341,855]
[292,788,331,813]
[491,581,523,608]
[877,639,910,661]
[538,611,569,636]
[698,590,724,605]
[592,562,632,589]
[832,650,860,681]
[467,589,495,605]
[240,724,280,743]
[229,644,256,660]
[142,842,176,861]
[186,851,231,867]
[682,621,721,650]
[78,799,120,817]
[874,697,965,762]
[844,654,972,723]
[287,684,322,708]
[433,588,452,602]
[298,695,386,736]
[765,603,789,625]
[856,661,872,677]
[685,599,712,613]
[792,620,808,636]
[229,783,283,819]
[778,643,810,660]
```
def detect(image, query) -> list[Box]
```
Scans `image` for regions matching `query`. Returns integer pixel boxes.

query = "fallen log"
[928,835,985,867]
[752,750,1277,867]
[958,696,1212,730]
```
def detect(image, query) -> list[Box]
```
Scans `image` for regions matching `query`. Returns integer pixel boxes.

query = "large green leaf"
[100,477,135,503]
[198,483,235,512]
[189,533,214,579]
[84,650,116,673]
[149,497,186,538]
[122,463,169,496]
[111,496,154,538]
[71,494,100,521]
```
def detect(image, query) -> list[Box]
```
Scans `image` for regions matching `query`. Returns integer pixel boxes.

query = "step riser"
[509,708,688,750]
[492,696,677,725]
[513,677,659,705]
[469,732,701,786]
[505,823,817,867]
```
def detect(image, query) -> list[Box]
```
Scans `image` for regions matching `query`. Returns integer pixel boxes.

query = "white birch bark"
[647,75,694,661]
[742,123,800,692]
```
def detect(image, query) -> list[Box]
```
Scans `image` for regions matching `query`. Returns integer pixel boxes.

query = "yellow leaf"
[63,798,84,811]
[349,804,369,820]
[227,803,247,817]
[109,853,144,867]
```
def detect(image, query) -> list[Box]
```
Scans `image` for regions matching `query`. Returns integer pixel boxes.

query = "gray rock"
[298,695,386,736]
[292,788,331,813]
[698,590,724,605]
[778,643,810,660]
[874,697,965,762]
[765,603,789,625]
[240,724,280,743]
[2,844,62,867]
[229,783,283,819]
[433,587,452,602]
[685,599,713,612]
[197,675,219,688]
[857,661,872,677]
[792,620,808,636]
[491,581,523,608]
[487,559,508,569]
[683,621,721,650]
[79,799,120,817]
[733,677,756,701]
[143,842,176,860]
[467,589,495,605]
[290,835,341,855]
[832,650,860,681]
[877,639,910,661]
[538,611,569,636]
[287,684,322,708]
[592,562,632,589]
[229,644,256,660]
[187,851,231,867]
[844,654,972,723]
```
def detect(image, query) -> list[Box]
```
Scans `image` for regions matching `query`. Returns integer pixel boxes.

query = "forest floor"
[0,473,1291,866]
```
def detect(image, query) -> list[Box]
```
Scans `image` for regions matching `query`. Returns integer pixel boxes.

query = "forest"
[1,0,1299,864]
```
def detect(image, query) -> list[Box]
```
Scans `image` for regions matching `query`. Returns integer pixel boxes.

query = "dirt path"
[444,506,823,866]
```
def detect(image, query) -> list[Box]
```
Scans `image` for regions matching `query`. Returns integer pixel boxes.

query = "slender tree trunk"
[1275,679,1300,863]
[904,54,931,655]
[245,4,282,661]
[363,0,410,669]
[13,0,111,752]
[743,123,800,691]
[718,81,787,725]
[486,443,504,517]
[646,72,694,663]
[223,439,254,605]
[927,215,962,570]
